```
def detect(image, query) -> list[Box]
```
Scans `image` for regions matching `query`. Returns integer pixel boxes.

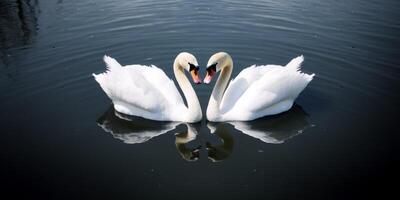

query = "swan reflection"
[97,106,179,144]
[96,104,310,161]
[175,124,201,161]
[229,105,310,144]
[97,106,201,161]
[206,123,234,162]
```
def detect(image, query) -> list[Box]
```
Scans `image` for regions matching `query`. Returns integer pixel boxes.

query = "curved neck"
[173,59,202,122]
[207,58,233,120]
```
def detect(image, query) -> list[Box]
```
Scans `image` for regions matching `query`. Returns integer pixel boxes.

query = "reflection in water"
[96,105,310,161]
[97,106,202,161]
[97,106,179,144]
[175,124,201,161]
[229,105,310,144]
[0,0,38,78]
[206,123,234,162]
[0,0,38,49]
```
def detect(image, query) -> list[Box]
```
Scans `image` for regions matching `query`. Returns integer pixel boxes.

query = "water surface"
[1,0,399,199]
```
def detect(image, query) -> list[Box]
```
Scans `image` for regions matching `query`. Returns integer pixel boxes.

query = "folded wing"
[93,56,185,120]
[222,56,314,120]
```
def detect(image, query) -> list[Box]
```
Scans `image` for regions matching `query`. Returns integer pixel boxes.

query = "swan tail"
[300,73,315,83]
[286,55,304,71]
[103,55,121,71]
[92,72,112,96]
[92,55,119,95]
[285,55,314,82]
[92,73,104,84]
[306,73,315,82]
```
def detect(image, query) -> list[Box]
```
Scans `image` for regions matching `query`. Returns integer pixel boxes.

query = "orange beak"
[204,68,216,84]
[190,68,202,84]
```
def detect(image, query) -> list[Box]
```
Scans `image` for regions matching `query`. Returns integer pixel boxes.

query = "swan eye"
[189,63,199,72]
[207,63,217,72]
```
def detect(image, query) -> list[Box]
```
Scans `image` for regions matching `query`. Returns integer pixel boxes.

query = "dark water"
[1,0,399,199]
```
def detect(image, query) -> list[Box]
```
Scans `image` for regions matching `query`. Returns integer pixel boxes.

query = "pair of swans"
[93,52,314,122]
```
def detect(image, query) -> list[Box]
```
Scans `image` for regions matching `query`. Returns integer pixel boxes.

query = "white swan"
[93,52,203,122]
[204,52,314,122]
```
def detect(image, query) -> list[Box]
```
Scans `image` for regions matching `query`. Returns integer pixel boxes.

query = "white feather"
[93,55,192,121]
[208,54,314,121]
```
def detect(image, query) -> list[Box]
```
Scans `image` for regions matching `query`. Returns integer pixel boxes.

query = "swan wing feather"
[219,64,282,113]
[93,56,185,119]
[232,56,314,114]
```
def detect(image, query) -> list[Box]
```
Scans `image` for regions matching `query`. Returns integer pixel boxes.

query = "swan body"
[204,52,314,122]
[93,52,202,122]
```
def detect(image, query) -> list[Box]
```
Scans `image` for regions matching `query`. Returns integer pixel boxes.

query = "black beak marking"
[189,63,200,73]
[206,63,217,73]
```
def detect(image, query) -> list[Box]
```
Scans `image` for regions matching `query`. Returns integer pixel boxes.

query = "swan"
[93,52,203,123]
[203,52,314,122]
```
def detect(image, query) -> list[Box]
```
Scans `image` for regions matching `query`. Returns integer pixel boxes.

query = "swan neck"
[173,60,202,122]
[207,59,233,120]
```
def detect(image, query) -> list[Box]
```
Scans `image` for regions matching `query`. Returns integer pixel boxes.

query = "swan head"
[204,52,232,84]
[176,52,202,84]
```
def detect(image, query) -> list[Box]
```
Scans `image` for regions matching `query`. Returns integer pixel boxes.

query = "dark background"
[1,0,399,199]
